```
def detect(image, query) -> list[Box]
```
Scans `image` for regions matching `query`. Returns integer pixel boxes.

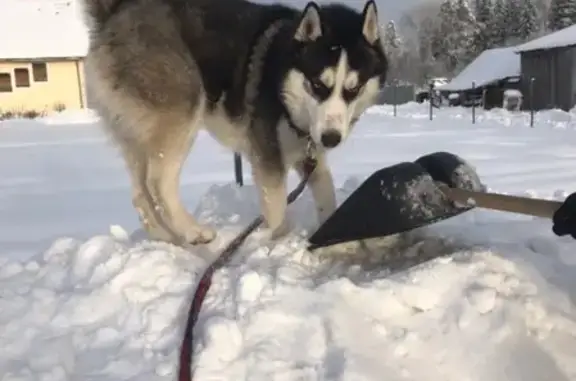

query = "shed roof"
[438,46,520,92]
[515,24,576,53]
[0,1,89,60]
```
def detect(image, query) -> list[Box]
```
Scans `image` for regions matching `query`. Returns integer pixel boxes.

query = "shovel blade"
[307,161,474,250]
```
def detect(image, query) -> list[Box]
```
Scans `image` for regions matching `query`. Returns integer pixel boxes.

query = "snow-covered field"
[1,103,576,380]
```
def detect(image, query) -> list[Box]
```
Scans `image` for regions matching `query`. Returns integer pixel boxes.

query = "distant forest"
[382,0,576,85]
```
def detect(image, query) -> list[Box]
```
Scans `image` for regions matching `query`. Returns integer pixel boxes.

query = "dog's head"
[281,0,388,150]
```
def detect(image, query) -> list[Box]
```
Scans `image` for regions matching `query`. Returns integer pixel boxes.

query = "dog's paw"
[269,219,293,241]
[185,224,217,245]
[143,223,178,244]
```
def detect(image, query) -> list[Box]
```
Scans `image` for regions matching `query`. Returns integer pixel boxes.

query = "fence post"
[429,82,434,121]
[393,80,397,117]
[529,77,535,128]
[471,81,476,124]
[234,152,243,186]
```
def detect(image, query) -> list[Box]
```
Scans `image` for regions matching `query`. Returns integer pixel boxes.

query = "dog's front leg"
[296,154,336,226]
[250,158,290,239]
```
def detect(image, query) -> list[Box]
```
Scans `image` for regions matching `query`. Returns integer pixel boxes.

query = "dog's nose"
[320,129,342,148]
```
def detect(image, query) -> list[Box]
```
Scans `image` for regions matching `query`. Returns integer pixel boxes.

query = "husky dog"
[81,0,388,246]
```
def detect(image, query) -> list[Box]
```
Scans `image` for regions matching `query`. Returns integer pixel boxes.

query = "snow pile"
[1,181,576,380]
[0,235,208,380]
[1,103,576,380]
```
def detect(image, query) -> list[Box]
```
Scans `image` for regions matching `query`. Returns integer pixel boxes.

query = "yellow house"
[0,59,87,113]
[0,2,89,114]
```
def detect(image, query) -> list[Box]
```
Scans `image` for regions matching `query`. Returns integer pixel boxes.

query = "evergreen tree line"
[382,0,576,85]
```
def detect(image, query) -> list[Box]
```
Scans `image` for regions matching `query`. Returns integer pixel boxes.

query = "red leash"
[177,156,317,381]
[178,274,211,381]
[177,215,262,381]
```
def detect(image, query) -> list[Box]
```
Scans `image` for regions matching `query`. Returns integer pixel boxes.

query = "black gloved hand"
[552,192,576,239]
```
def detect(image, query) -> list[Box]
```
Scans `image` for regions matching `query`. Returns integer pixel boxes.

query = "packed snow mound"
[2,182,576,381]
[0,236,208,380]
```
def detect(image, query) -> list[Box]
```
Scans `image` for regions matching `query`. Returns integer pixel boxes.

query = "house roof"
[515,24,576,53]
[438,46,520,92]
[0,1,89,60]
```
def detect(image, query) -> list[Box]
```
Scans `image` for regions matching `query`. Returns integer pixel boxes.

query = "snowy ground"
[1,103,576,380]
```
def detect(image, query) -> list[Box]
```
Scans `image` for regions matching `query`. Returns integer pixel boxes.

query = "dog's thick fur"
[81,0,388,246]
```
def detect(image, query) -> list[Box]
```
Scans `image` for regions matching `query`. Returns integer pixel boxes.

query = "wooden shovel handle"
[438,184,563,219]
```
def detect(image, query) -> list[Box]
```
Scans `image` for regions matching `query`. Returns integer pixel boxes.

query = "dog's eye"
[342,83,364,102]
[346,83,363,95]
[306,78,330,99]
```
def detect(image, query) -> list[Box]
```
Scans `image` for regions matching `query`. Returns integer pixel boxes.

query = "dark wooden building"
[516,25,576,112]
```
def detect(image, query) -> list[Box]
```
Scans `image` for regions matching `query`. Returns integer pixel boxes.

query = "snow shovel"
[308,151,564,251]
[307,152,486,250]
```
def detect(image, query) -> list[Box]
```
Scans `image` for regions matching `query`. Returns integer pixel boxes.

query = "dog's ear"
[294,2,322,42]
[361,0,380,45]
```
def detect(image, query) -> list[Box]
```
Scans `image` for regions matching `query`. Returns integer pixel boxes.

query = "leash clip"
[303,138,318,176]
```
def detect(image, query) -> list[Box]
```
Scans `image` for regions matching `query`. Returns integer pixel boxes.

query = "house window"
[14,68,30,87]
[0,73,12,92]
[32,62,48,82]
